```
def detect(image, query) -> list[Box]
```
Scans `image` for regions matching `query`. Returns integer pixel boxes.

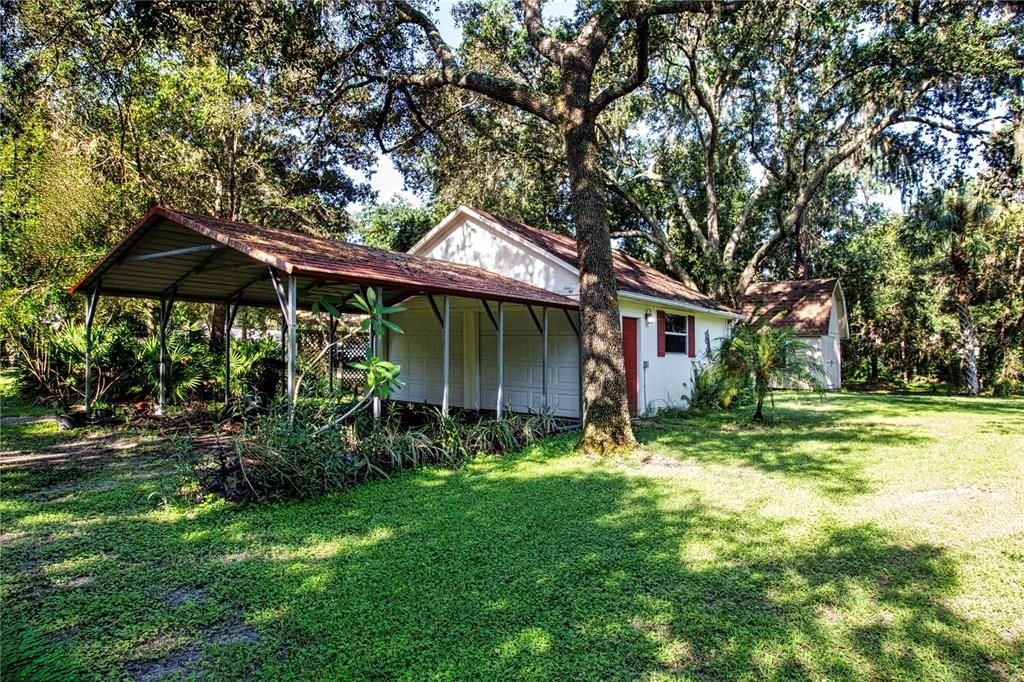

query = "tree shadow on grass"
[635,410,927,497]
[2,441,1018,681]
[813,392,1024,420]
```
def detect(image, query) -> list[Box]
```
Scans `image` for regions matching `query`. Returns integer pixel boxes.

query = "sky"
[350,1,935,217]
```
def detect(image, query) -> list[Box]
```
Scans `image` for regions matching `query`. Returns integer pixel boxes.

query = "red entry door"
[622,317,639,415]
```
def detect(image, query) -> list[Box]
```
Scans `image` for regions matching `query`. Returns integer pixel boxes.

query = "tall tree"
[3,1,372,349]
[906,183,995,395]
[600,1,1020,300]
[357,0,743,452]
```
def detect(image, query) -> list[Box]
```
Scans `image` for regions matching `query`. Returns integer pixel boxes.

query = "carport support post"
[542,307,549,410]
[373,286,383,419]
[83,285,100,421]
[286,275,297,413]
[496,302,504,419]
[223,300,240,405]
[327,317,337,393]
[441,295,450,414]
[157,295,174,416]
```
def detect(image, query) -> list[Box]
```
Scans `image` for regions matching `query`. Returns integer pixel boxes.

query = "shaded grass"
[1,392,1022,680]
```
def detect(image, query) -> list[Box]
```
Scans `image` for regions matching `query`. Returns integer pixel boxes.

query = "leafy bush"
[688,362,753,412]
[9,321,139,410]
[133,330,216,404]
[229,337,283,402]
[180,404,561,502]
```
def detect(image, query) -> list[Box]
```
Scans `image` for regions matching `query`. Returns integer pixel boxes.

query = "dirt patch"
[0,415,51,427]
[27,479,120,501]
[900,486,1006,505]
[165,587,212,607]
[215,551,259,565]
[205,616,261,646]
[631,453,703,477]
[126,645,201,682]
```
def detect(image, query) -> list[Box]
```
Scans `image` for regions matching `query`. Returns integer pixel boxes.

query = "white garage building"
[389,206,741,418]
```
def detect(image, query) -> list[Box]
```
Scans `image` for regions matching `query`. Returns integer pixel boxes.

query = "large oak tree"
[358,0,743,452]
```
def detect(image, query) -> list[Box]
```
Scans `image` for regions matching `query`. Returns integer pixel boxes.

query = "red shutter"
[687,315,696,357]
[657,311,666,357]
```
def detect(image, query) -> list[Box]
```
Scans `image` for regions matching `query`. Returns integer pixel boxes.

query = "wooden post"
[83,285,100,420]
[286,275,297,412]
[496,301,504,419]
[442,295,450,414]
[542,307,549,411]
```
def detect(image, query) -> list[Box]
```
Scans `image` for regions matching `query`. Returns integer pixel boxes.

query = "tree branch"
[605,169,699,289]
[734,81,936,296]
[388,0,558,122]
[896,114,1003,140]
[523,0,566,64]
[592,19,650,112]
[722,171,772,266]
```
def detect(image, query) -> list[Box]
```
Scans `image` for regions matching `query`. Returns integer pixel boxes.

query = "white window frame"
[664,314,688,355]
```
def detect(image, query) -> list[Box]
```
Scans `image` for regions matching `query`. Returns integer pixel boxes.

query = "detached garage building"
[393,206,740,417]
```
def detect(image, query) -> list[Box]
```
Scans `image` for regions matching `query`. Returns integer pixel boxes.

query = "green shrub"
[229,337,283,402]
[9,320,140,409]
[180,404,561,502]
[133,330,216,404]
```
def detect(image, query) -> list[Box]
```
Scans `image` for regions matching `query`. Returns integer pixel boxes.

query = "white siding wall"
[387,296,581,418]
[618,298,732,415]
[414,215,580,297]
[403,208,741,415]
[800,335,842,390]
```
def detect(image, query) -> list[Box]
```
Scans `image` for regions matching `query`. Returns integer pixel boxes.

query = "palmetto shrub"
[181,404,561,502]
[10,321,140,410]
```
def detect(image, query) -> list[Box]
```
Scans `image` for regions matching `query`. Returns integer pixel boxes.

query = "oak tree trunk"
[563,117,636,452]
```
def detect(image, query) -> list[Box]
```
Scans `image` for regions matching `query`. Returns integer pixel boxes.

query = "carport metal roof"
[70,206,579,310]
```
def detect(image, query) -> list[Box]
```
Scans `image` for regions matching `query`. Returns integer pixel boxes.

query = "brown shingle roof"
[72,207,578,309]
[741,278,839,336]
[470,207,732,314]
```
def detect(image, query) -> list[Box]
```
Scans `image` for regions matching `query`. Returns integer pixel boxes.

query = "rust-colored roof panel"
[741,278,838,336]
[71,207,578,309]
[470,207,733,313]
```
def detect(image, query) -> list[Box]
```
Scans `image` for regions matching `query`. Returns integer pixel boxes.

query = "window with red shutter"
[663,314,688,354]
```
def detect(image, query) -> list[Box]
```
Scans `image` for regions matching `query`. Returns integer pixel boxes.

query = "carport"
[70,207,580,420]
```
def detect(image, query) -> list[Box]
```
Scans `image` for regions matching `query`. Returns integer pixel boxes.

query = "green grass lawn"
[2,391,1022,681]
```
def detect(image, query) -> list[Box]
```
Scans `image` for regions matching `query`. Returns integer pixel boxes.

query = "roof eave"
[618,290,742,320]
